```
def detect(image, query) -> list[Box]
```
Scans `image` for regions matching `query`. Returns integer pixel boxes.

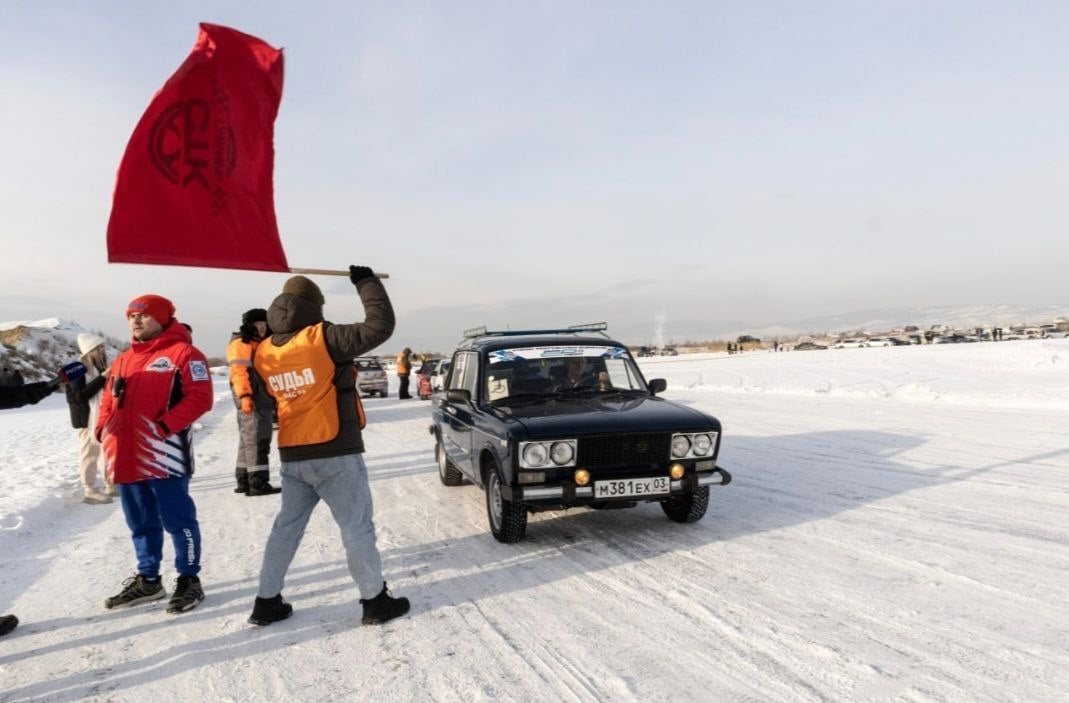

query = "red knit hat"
[126,294,175,326]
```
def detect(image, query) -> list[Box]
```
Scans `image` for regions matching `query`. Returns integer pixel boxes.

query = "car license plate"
[594,476,670,498]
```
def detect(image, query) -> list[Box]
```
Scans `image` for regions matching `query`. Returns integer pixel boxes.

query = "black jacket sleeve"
[324,278,396,363]
[67,374,107,404]
[0,382,54,410]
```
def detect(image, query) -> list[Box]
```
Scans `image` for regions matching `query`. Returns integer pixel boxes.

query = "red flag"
[107,23,289,272]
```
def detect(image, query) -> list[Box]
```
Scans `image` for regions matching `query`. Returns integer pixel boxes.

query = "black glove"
[23,382,54,405]
[349,265,376,285]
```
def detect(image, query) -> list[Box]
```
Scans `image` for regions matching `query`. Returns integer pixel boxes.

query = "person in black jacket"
[65,334,114,503]
[247,268,409,627]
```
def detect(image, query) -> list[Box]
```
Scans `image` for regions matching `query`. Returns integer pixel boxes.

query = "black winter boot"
[248,594,293,626]
[360,583,410,625]
[247,469,281,496]
[234,467,249,494]
[0,614,18,637]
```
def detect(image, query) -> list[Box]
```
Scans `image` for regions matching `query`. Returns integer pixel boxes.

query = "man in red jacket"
[96,294,213,614]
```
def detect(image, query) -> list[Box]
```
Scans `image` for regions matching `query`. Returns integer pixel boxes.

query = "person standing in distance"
[248,267,409,626]
[96,295,213,614]
[395,347,412,399]
[227,308,280,496]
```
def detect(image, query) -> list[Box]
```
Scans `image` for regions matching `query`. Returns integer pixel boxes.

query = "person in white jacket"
[64,333,114,503]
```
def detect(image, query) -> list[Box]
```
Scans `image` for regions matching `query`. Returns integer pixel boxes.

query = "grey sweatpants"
[233,395,272,469]
[257,453,384,600]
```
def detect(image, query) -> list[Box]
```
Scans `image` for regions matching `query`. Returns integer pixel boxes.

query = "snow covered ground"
[1,340,1068,702]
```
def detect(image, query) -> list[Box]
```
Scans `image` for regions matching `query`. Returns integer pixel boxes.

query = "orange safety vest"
[253,322,365,448]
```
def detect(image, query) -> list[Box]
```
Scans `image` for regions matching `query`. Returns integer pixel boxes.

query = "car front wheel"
[485,465,527,543]
[436,440,463,486]
[660,486,709,523]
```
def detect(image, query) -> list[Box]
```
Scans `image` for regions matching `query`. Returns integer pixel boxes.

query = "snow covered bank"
[642,338,1069,410]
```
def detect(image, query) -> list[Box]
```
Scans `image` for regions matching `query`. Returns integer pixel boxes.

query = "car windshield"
[484,344,648,403]
[355,359,383,371]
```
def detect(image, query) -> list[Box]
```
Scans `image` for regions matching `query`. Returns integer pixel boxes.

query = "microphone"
[48,361,88,388]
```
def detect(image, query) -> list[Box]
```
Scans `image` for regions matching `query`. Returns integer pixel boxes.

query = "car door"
[440,351,478,477]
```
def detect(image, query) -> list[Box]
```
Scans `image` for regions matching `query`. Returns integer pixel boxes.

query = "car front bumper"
[504,468,732,505]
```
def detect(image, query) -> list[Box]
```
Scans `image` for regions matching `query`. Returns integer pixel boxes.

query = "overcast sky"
[1,1,1066,355]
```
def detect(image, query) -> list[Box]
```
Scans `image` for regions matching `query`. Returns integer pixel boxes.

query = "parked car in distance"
[431,324,731,543]
[659,347,679,356]
[417,359,455,399]
[833,339,868,349]
[794,341,828,351]
[636,346,656,357]
[432,359,451,391]
[866,338,894,347]
[354,357,388,397]
[416,359,437,400]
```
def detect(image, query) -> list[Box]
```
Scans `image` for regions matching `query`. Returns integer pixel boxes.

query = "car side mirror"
[446,389,472,405]
[647,378,667,395]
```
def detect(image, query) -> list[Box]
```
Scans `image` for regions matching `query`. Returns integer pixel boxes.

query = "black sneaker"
[248,594,293,626]
[360,583,410,625]
[104,575,166,610]
[167,575,205,614]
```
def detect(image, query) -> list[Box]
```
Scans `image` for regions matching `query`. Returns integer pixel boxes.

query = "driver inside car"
[551,357,611,391]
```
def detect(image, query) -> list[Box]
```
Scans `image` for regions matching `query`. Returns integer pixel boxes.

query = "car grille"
[577,433,670,468]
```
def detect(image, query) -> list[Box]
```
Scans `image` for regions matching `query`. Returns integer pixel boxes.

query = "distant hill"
[727,304,1069,340]
[0,318,126,381]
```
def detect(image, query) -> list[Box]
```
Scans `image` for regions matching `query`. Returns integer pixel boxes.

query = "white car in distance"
[354,357,389,397]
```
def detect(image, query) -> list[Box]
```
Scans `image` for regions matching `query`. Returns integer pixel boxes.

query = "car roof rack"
[462,322,609,339]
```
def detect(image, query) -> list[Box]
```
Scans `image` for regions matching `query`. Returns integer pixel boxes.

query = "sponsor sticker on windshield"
[487,376,510,401]
[489,346,628,365]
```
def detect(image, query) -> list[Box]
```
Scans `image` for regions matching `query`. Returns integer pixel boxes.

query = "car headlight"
[671,435,691,458]
[671,432,718,459]
[521,442,548,468]
[692,433,713,456]
[520,440,577,468]
[550,441,576,467]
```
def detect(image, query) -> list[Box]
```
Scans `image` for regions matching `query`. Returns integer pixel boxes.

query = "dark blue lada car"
[430,324,730,543]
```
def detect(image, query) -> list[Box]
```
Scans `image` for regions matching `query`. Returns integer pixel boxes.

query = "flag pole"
[288,267,390,280]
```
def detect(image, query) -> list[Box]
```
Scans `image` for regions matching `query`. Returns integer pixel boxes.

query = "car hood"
[498,394,718,438]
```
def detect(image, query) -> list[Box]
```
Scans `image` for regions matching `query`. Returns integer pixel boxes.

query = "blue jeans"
[257,453,383,600]
[119,476,201,578]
